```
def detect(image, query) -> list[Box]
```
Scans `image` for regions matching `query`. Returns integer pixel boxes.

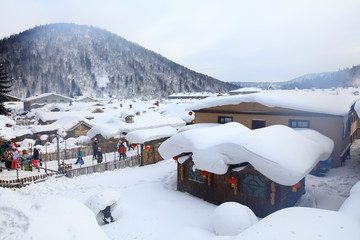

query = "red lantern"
[91,138,94,141]
[228,177,238,195]
[145,145,151,151]
[188,112,193,116]
[228,177,238,184]
[200,170,209,179]
[173,156,178,162]
[291,182,301,192]
[200,170,211,186]
[37,134,42,138]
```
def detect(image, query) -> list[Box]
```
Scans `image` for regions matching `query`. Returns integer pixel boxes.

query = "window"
[188,161,204,183]
[218,116,232,124]
[252,119,266,129]
[51,99,56,102]
[289,119,310,128]
[60,100,64,102]
[42,100,48,103]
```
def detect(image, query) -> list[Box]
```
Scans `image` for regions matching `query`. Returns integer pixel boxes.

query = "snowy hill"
[0,23,237,99]
[231,65,360,90]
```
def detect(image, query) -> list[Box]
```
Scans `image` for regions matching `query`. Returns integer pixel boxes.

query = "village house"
[53,116,93,139]
[188,91,358,168]
[159,122,334,217]
[125,126,177,166]
[23,92,73,111]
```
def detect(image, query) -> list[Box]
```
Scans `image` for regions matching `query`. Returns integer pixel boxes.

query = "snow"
[87,112,185,139]
[53,116,93,131]
[159,122,332,185]
[85,189,121,225]
[0,140,359,239]
[188,91,358,116]
[0,190,109,240]
[294,128,334,160]
[212,202,258,236]
[1,89,360,239]
[125,126,177,144]
[233,207,360,240]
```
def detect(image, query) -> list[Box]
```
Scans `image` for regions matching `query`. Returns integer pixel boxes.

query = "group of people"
[0,141,40,171]
[91,138,135,164]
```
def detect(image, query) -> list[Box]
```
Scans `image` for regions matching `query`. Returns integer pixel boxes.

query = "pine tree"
[0,61,12,115]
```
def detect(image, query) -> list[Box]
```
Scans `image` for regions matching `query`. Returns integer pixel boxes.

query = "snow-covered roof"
[0,115,16,126]
[168,92,213,98]
[30,124,64,134]
[159,122,333,185]
[52,116,94,131]
[188,91,358,116]
[24,92,72,102]
[229,87,262,94]
[87,112,185,139]
[125,126,177,144]
[35,110,94,122]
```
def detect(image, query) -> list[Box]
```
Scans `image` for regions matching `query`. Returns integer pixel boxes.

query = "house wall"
[177,159,305,218]
[141,139,167,165]
[24,95,72,111]
[194,103,354,167]
[66,124,91,139]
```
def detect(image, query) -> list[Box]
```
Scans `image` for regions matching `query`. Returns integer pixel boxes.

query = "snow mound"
[236,207,360,240]
[339,181,360,222]
[0,189,109,240]
[212,202,258,236]
[350,181,360,195]
[85,189,121,224]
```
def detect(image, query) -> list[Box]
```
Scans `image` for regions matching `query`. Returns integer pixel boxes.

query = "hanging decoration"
[291,182,301,192]
[173,156,178,162]
[37,134,42,138]
[200,171,211,186]
[145,145,151,152]
[228,177,239,195]
[270,182,276,206]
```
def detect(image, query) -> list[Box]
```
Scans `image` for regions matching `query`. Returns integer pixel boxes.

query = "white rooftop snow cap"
[159,122,333,186]
[125,126,177,144]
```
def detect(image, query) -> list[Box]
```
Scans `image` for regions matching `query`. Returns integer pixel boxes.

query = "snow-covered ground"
[1,139,359,239]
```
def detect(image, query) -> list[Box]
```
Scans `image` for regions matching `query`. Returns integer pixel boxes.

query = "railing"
[65,156,140,178]
[0,155,141,188]
[0,165,62,188]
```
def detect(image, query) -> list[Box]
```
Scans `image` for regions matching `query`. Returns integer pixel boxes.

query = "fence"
[65,156,140,178]
[0,155,141,188]
[41,145,92,162]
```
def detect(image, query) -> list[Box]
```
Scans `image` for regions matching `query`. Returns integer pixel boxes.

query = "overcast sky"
[1,0,360,82]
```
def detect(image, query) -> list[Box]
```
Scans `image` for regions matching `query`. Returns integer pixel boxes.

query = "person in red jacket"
[118,141,126,160]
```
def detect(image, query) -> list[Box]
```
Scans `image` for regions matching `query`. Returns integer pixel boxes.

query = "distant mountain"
[232,65,360,90]
[0,23,237,99]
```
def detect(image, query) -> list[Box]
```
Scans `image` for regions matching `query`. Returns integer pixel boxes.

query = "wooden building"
[23,92,72,111]
[125,126,178,166]
[190,92,358,167]
[177,158,305,218]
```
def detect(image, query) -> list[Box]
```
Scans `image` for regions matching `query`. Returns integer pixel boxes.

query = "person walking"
[96,147,103,164]
[21,150,31,171]
[75,147,84,164]
[118,141,126,160]
[32,147,40,168]
[11,147,20,170]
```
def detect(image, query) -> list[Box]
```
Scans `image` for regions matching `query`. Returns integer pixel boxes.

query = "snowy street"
[1,139,359,239]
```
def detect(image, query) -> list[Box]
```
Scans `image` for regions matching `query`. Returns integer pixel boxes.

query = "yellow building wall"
[195,103,351,168]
